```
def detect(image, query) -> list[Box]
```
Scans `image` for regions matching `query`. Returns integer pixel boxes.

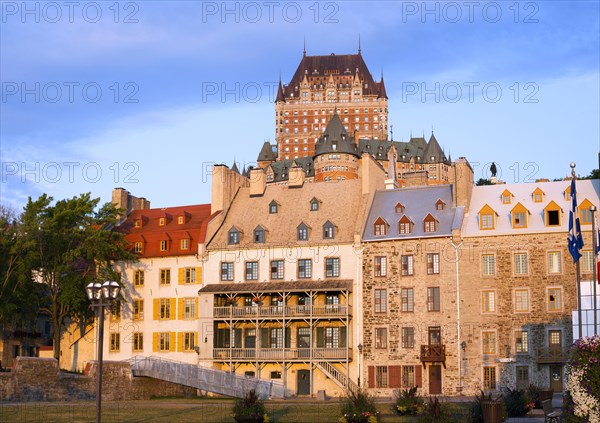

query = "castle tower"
[313,113,361,182]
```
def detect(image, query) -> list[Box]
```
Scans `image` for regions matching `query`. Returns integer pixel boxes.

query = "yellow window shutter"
[194,332,198,347]
[195,267,202,284]
[170,332,176,352]
[177,332,183,352]
[195,298,199,318]
[153,299,159,320]
[178,298,184,320]
[152,333,158,352]
[178,268,185,285]
[170,298,176,320]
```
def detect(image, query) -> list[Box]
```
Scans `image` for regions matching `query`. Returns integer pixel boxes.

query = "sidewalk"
[506,392,563,422]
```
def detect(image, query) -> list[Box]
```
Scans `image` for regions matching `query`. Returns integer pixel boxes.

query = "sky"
[1,1,599,210]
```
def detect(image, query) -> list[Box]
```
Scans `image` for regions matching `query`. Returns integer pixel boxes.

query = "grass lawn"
[0,398,471,422]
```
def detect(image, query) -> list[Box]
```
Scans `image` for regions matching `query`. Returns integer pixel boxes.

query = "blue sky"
[1,1,599,210]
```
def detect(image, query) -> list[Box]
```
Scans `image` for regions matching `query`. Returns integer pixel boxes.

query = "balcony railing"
[213,347,349,361]
[536,347,568,364]
[214,304,351,319]
[420,344,446,364]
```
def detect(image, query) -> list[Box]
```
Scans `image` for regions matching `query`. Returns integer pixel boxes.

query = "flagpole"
[571,163,583,339]
[591,205,598,335]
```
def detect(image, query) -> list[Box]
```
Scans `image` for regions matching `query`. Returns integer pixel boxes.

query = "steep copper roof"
[285,52,383,97]
[116,204,217,257]
[314,113,360,159]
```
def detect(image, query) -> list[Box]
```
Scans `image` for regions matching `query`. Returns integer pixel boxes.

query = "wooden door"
[429,365,442,395]
[550,365,563,392]
[297,369,310,395]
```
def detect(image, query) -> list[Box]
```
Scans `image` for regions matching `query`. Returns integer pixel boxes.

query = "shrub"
[339,389,380,423]
[469,391,492,423]
[502,387,530,417]
[417,396,457,423]
[395,387,424,415]
[566,335,600,423]
[232,389,268,423]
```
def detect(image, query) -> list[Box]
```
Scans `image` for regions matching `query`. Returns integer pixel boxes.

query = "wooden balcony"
[536,347,568,364]
[213,304,351,319]
[213,347,350,362]
[420,345,446,366]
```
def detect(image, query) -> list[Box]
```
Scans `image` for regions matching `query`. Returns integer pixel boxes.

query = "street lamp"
[86,281,121,423]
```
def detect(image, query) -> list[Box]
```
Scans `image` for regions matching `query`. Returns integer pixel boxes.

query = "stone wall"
[0,357,195,402]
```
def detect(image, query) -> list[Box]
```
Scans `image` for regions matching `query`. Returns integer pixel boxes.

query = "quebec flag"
[568,178,584,263]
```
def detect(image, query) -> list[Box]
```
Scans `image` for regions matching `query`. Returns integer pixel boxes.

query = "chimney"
[211,164,250,215]
[112,188,150,224]
[450,157,474,208]
[249,168,267,197]
[288,166,305,188]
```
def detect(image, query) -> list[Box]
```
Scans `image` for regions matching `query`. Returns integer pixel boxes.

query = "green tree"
[17,193,135,360]
[476,178,493,186]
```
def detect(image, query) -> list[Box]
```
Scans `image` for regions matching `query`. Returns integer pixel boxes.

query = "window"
[159,217,165,226]
[375,366,388,388]
[514,252,528,275]
[323,221,335,239]
[482,331,497,354]
[435,200,445,210]
[581,208,592,224]
[310,198,319,211]
[134,270,144,286]
[184,298,196,319]
[184,268,196,283]
[402,366,415,388]
[325,257,340,277]
[253,227,265,243]
[514,289,530,312]
[481,213,494,229]
[402,327,415,348]
[548,252,562,274]
[159,299,171,319]
[298,259,312,278]
[395,203,405,213]
[245,262,258,281]
[133,332,143,352]
[502,190,512,204]
[375,328,387,349]
[424,217,437,233]
[134,219,141,228]
[271,260,284,279]
[515,330,529,353]
[133,299,144,320]
[159,240,167,251]
[547,210,560,226]
[269,201,278,214]
[548,287,562,311]
[374,256,387,277]
[583,250,594,272]
[110,332,120,352]
[134,242,143,253]
[427,253,440,274]
[178,216,184,224]
[221,262,234,281]
[516,366,529,390]
[228,228,240,245]
[374,217,387,236]
[180,239,189,250]
[159,332,170,351]
[270,371,282,379]
[482,254,495,276]
[399,219,412,234]
[401,255,414,276]
[427,287,440,311]
[401,288,414,312]
[513,212,526,227]
[297,223,309,241]
[374,288,387,313]
[483,367,497,390]
[183,332,196,351]
[482,291,496,313]
[160,269,170,285]
[110,301,121,320]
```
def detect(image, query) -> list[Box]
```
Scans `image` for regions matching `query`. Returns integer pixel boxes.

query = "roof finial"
[358,34,361,54]
[303,37,306,56]
[431,125,434,135]
[390,124,394,141]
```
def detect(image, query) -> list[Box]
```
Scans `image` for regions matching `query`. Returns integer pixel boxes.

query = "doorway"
[297,369,310,395]
[549,365,563,392]
[429,365,442,395]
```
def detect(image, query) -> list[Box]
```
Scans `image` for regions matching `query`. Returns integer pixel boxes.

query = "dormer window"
[479,204,496,230]
[423,214,438,233]
[323,221,335,239]
[511,203,529,228]
[579,199,593,224]
[134,242,143,253]
[297,223,309,241]
[228,228,240,245]
[501,189,513,204]
[180,239,189,250]
[159,217,165,226]
[253,226,265,243]
[177,216,184,224]
[398,215,413,234]
[269,200,279,214]
[532,188,544,203]
[395,203,405,214]
[544,201,562,227]
[310,198,320,211]
[134,219,142,228]
[159,240,168,251]
[435,199,445,210]
[374,217,387,236]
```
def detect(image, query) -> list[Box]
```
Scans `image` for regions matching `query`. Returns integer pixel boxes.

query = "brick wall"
[0,357,194,402]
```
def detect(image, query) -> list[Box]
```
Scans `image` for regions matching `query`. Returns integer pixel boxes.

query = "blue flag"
[568,178,584,263]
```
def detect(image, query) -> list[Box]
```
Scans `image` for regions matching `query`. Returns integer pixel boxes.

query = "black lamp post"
[86,281,121,423]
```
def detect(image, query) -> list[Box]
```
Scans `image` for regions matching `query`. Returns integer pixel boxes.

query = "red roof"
[116,204,218,258]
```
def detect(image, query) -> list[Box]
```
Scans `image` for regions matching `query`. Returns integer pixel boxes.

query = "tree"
[17,193,135,360]
[476,178,493,186]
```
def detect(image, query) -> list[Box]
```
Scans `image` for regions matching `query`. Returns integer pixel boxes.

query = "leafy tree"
[579,168,600,180]
[17,193,135,360]
[476,178,493,186]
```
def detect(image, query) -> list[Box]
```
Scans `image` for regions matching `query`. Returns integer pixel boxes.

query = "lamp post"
[357,344,363,387]
[86,281,121,423]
